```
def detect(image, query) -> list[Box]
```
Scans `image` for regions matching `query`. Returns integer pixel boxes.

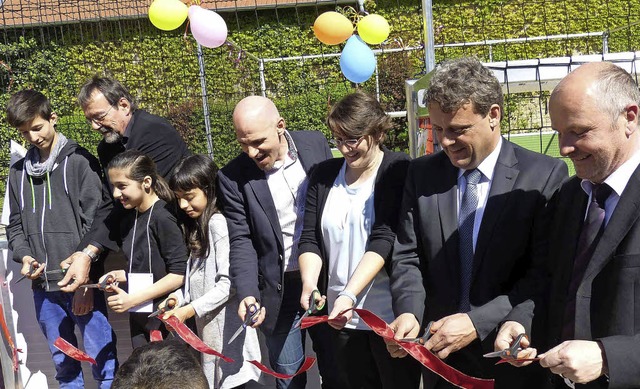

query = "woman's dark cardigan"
[298,147,410,295]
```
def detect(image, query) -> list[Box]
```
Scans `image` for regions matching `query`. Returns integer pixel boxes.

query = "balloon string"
[339,6,360,30]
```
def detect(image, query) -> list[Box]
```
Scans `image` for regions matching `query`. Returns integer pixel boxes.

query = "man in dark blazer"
[386,57,568,388]
[59,76,190,292]
[496,62,640,388]
[217,96,339,389]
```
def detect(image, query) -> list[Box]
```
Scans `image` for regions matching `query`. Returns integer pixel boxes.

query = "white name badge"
[128,273,154,313]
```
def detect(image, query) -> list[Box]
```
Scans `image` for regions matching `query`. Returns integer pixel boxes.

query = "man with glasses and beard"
[58,76,190,292]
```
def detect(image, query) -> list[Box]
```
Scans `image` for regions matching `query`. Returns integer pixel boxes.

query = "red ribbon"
[53,337,96,365]
[302,309,495,389]
[150,330,163,342]
[0,303,22,371]
[163,316,234,363]
[160,315,316,379]
[248,357,317,379]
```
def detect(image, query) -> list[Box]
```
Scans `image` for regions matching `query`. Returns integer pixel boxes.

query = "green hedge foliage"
[0,0,638,207]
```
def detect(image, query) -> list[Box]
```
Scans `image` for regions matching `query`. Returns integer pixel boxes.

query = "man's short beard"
[103,129,123,144]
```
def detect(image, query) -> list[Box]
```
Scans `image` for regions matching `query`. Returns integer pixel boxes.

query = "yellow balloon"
[357,14,390,44]
[313,11,353,45]
[149,0,188,31]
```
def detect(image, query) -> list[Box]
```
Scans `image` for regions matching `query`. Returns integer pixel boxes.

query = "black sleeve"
[154,206,188,276]
[367,152,411,266]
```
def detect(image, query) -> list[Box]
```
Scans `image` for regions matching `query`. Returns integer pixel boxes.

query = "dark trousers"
[333,328,420,389]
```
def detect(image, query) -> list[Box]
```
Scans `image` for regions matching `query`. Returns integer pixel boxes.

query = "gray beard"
[103,129,123,144]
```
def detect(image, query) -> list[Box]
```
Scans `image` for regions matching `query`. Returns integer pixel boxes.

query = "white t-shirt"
[321,161,395,329]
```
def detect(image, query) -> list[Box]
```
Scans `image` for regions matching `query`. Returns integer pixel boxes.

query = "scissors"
[228,303,260,345]
[16,264,66,283]
[483,333,529,360]
[294,290,325,329]
[80,274,118,291]
[400,320,434,345]
[148,297,177,319]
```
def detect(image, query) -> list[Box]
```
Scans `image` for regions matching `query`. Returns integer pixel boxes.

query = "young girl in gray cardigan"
[162,155,262,389]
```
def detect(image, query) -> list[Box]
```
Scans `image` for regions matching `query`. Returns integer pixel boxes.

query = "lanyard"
[129,201,156,273]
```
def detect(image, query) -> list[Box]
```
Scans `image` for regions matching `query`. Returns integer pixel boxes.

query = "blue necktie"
[458,169,482,312]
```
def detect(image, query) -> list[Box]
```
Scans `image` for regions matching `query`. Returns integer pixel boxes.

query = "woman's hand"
[327,294,354,330]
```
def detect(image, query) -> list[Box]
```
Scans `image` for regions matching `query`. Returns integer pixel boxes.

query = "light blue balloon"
[340,35,376,83]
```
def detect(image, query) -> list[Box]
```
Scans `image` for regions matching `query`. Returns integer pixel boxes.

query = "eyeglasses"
[86,105,115,125]
[329,136,363,149]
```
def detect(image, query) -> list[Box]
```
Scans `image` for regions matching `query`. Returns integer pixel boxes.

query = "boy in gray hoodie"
[6,90,118,388]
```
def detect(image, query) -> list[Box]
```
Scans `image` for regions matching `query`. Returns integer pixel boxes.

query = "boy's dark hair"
[78,75,138,111]
[112,338,207,389]
[6,90,53,128]
[169,154,219,258]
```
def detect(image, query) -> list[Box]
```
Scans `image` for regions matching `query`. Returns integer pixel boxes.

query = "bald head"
[233,96,281,130]
[232,96,288,171]
[549,61,640,183]
[552,62,640,122]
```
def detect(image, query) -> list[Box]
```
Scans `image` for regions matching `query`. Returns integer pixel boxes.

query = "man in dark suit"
[217,96,340,389]
[495,62,640,388]
[58,76,190,291]
[386,57,568,388]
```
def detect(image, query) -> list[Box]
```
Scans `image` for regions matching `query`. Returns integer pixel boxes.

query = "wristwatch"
[338,290,357,305]
[81,247,99,262]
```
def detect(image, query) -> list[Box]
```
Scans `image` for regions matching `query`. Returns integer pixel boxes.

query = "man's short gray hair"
[591,64,640,123]
[425,57,503,120]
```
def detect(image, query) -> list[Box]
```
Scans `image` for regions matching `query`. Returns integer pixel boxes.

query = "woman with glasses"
[298,91,420,388]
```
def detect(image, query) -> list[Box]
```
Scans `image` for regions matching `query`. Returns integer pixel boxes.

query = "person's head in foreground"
[112,338,207,389]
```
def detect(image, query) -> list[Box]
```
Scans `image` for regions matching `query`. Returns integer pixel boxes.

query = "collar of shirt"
[268,130,298,173]
[457,136,503,182]
[580,148,640,223]
[122,110,138,144]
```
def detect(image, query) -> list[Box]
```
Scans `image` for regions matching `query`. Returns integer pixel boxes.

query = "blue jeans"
[265,285,307,389]
[33,289,118,388]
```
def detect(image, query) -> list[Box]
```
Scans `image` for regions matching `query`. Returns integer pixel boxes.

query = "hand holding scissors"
[400,320,435,345]
[294,289,325,328]
[228,302,261,344]
[149,296,177,319]
[16,258,44,283]
[484,333,538,362]
[80,274,118,291]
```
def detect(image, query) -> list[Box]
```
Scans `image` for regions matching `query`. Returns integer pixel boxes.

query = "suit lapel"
[547,179,586,338]
[247,167,284,249]
[436,160,461,285]
[574,168,640,339]
[473,142,518,278]
[289,131,313,173]
[582,167,640,284]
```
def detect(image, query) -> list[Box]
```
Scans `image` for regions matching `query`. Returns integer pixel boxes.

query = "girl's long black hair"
[169,154,219,258]
[108,150,175,204]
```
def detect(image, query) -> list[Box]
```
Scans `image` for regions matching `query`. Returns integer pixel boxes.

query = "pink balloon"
[188,5,228,48]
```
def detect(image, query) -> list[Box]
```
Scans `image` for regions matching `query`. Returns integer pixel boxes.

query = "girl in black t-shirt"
[100,150,187,348]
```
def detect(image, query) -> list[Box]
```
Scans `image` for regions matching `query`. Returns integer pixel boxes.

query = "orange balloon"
[313,11,353,45]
